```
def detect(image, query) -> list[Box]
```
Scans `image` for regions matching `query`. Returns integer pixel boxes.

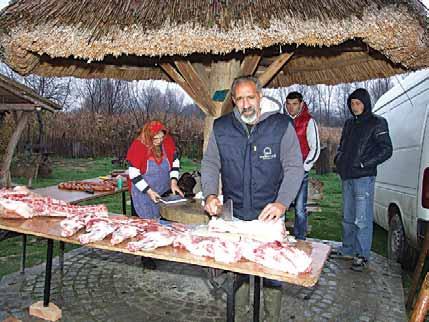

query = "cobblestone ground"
[0,240,406,322]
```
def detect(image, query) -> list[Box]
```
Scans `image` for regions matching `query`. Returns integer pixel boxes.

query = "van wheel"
[388,212,406,264]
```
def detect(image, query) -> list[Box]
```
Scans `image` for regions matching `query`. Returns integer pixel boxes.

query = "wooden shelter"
[0,74,60,187]
[0,0,428,142]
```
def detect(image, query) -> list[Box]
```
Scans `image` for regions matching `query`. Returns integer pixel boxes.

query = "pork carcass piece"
[214,239,242,263]
[241,240,312,275]
[127,228,176,251]
[0,188,109,218]
[111,225,139,245]
[60,216,86,237]
[78,220,116,244]
[174,233,216,258]
[208,217,286,242]
[0,198,34,218]
[174,233,241,263]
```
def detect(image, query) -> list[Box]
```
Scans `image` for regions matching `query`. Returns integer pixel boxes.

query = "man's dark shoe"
[351,256,368,272]
[329,248,354,260]
[141,257,157,270]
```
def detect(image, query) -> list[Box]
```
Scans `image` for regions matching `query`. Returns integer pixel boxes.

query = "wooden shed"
[0,74,60,187]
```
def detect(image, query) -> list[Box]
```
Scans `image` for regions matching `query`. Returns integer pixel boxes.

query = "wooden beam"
[192,63,210,90]
[221,54,262,114]
[0,103,37,111]
[0,111,31,187]
[241,54,262,76]
[407,225,429,310]
[410,273,429,322]
[174,61,217,116]
[160,63,210,115]
[258,52,294,87]
[280,55,379,74]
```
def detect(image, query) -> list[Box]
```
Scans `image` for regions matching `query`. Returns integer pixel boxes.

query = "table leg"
[224,273,248,322]
[225,272,236,322]
[43,239,54,307]
[20,234,27,274]
[253,276,261,322]
[122,191,126,215]
[59,241,65,272]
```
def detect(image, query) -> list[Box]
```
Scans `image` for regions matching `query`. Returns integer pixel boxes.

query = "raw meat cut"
[208,217,287,242]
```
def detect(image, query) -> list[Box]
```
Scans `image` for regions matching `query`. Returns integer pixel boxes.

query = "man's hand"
[147,188,161,203]
[204,195,222,216]
[258,202,287,221]
[170,179,184,197]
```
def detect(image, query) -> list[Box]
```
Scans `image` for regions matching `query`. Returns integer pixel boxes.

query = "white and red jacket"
[284,103,320,172]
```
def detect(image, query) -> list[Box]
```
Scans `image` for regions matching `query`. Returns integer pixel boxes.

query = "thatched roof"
[0,0,428,86]
[0,74,60,112]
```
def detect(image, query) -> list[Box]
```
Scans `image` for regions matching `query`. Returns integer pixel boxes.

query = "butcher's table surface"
[32,178,127,205]
[0,215,330,287]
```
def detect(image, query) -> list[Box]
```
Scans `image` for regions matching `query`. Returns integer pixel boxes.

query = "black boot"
[141,257,157,270]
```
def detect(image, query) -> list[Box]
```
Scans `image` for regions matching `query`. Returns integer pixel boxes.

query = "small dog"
[178,171,201,197]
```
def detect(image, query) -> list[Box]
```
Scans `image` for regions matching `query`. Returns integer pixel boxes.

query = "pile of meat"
[0,187,108,219]
[64,216,311,275]
[0,187,312,275]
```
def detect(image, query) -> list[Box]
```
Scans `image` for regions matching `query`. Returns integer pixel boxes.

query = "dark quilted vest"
[214,112,290,220]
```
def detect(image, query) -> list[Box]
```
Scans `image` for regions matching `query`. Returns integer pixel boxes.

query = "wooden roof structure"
[0,1,428,119]
[0,0,428,87]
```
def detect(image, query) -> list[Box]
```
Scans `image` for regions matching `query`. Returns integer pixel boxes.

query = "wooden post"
[203,59,241,151]
[407,225,429,309]
[410,272,429,322]
[0,111,30,187]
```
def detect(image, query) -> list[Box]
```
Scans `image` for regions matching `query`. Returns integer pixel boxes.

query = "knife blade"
[219,199,233,221]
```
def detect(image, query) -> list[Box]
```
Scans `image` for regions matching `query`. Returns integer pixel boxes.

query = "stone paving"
[0,240,407,322]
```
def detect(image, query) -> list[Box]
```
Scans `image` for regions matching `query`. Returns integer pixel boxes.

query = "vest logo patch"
[259,146,277,160]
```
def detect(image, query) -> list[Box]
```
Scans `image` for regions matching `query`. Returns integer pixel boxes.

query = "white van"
[373,69,429,265]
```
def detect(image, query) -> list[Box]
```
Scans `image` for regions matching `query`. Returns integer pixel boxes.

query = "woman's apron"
[131,156,170,219]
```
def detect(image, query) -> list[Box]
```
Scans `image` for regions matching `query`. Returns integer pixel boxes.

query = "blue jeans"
[293,172,309,240]
[341,176,375,260]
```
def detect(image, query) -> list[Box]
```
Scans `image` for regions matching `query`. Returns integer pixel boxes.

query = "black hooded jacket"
[334,88,393,180]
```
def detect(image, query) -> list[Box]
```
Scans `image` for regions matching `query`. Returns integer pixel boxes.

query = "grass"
[0,157,388,278]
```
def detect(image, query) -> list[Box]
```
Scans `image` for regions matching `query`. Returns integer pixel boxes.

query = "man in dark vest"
[201,76,304,322]
[285,92,320,240]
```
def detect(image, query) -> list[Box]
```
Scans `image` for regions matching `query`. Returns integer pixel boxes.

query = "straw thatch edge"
[2,4,428,70]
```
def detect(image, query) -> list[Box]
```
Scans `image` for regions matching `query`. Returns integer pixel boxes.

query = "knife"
[219,199,233,221]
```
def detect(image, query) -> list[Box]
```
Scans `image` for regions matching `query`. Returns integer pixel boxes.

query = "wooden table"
[0,216,330,321]
[33,178,128,209]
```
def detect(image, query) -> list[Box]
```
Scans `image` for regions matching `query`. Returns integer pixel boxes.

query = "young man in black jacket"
[334,88,392,271]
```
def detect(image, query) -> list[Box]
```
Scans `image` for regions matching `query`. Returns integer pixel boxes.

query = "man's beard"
[240,107,257,124]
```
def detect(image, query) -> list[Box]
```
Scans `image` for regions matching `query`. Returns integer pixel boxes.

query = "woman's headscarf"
[138,120,167,157]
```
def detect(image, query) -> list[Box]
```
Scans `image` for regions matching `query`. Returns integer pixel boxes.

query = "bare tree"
[367,78,394,104]
[336,83,355,123]
[78,79,130,115]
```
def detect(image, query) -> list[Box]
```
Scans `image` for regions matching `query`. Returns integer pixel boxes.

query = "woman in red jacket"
[126,120,183,219]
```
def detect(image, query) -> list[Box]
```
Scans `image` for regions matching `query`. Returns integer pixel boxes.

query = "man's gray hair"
[231,76,262,98]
